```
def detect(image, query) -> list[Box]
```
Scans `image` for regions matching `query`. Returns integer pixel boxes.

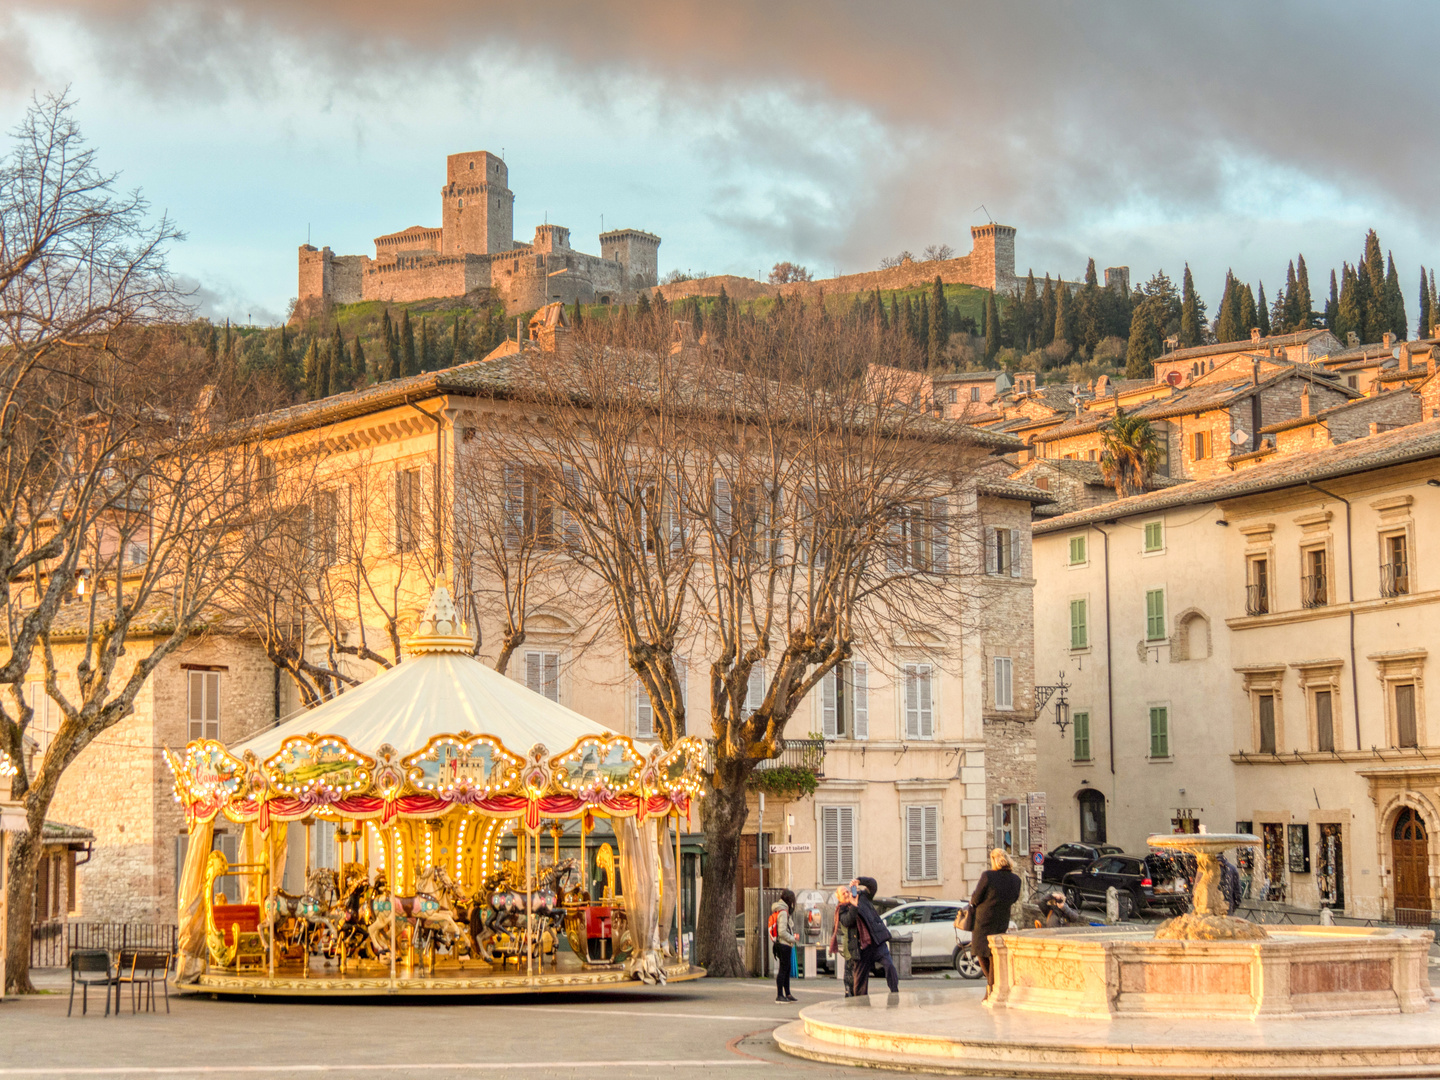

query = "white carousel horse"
[263,867,339,956]
[366,866,469,965]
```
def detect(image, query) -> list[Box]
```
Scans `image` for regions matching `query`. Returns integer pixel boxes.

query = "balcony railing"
[1245,583,1270,616]
[751,738,826,776]
[1381,561,1410,598]
[1301,573,1328,609]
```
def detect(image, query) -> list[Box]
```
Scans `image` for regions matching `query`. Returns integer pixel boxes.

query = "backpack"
[767,911,780,941]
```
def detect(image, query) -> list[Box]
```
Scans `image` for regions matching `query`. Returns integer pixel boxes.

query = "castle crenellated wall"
[363,254,491,305]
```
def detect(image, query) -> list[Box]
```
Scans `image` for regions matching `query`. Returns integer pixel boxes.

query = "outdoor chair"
[117,950,171,1014]
[67,949,117,1017]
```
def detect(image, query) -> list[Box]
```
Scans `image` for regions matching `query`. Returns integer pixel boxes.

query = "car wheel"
[1118,892,1136,920]
[1064,886,1082,910]
[953,945,983,980]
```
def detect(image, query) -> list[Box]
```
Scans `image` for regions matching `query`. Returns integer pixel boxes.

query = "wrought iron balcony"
[1245,583,1269,616]
[1381,561,1410,598]
[1301,573,1328,609]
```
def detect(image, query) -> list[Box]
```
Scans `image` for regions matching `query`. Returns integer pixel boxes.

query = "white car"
[880,900,1019,980]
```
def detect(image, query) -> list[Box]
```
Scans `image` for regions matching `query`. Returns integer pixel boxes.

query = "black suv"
[1061,853,1190,918]
[1040,842,1123,884]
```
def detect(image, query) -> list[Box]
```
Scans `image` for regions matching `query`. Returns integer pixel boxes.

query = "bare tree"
[923,243,956,262]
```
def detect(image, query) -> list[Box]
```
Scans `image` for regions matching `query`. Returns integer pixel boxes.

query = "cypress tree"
[1239,283,1258,336]
[452,313,467,366]
[1325,269,1339,332]
[1077,258,1101,356]
[918,293,931,363]
[1124,302,1161,380]
[1039,274,1057,347]
[1430,271,1438,334]
[1179,265,1204,347]
[400,310,418,376]
[690,298,703,338]
[277,325,293,390]
[1384,254,1407,340]
[422,317,436,371]
[223,319,233,367]
[1419,267,1432,340]
[984,291,1001,361]
[1295,255,1313,330]
[887,294,899,336]
[302,341,321,400]
[378,311,398,381]
[713,286,730,341]
[205,324,219,368]
[572,300,584,331]
[1282,262,1300,332]
[1053,284,1075,353]
[873,287,888,332]
[352,336,367,385]
[932,275,949,339]
[901,294,915,341]
[636,289,653,321]
[329,326,348,395]
[1216,272,1238,343]
[1356,260,1377,343]
[1018,272,1038,350]
[1336,265,1363,344]
[1256,282,1270,337]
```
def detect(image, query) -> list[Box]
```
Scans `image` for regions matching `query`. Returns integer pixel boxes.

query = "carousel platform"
[185,955,704,997]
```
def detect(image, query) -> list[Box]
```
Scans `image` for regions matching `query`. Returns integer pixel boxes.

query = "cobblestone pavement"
[2,969,987,1079]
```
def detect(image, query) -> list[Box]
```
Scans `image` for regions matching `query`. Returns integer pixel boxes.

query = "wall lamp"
[1215,519,1230,526]
[1428,479,1440,488]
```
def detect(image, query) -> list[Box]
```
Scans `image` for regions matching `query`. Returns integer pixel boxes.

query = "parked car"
[1061,853,1191,918]
[877,900,1017,979]
[1040,842,1123,884]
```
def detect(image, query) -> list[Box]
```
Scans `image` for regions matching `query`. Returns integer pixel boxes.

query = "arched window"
[1173,609,1211,661]
[1078,789,1106,844]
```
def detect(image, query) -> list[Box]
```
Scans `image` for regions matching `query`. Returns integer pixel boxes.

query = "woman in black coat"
[967,848,1022,998]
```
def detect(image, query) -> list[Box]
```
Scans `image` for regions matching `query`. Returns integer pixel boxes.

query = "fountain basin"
[990,924,1433,1019]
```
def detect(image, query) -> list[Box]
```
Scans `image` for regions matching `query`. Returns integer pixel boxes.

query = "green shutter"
[1146,589,1166,640]
[1070,599,1088,650]
[1144,521,1164,552]
[1073,711,1091,761]
[1150,706,1169,758]
[1069,535,1087,564]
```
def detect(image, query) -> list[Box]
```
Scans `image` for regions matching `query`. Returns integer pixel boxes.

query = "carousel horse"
[263,867,339,959]
[366,866,470,968]
[478,858,580,967]
[325,865,379,964]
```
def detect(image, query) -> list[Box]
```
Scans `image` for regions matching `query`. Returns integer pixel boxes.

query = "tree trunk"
[695,758,751,977]
[4,805,46,994]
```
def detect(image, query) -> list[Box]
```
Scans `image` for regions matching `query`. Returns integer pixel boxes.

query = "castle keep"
[296,151,660,317]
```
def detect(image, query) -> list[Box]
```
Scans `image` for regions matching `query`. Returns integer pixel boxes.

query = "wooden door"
[1392,808,1431,925]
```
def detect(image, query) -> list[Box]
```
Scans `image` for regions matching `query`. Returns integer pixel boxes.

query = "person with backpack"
[769,889,797,1003]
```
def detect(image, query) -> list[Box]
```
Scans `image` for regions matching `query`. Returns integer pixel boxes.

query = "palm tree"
[1099,409,1161,498]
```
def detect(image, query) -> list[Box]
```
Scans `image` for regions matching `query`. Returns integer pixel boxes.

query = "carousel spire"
[407,586,475,655]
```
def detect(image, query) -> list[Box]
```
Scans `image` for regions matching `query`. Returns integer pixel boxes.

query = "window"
[970,387,981,402]
[1143,521,1164,553]
[1149,705,1170,758]
[1382,533,1410,597]
[1348,375,1358,389]
[187,670,221,742]
[745,664,765,718]
[25,683,55,753]
[505,463,576,549]
[820,805,855,885]
[1192,431,1210,460]
[992,800,1028,859]
[1315,689,1335,753]
[1154,432,1170,476]
[904,663,935,736]
[1247,556,1270,615]
[1069,535,1087,565]
[1069,598,1088,651]
[1258,694,1277,754]
[395,467,422,553]
[905,805,939,882]
[1078,789,1106,843]
[992,656,1013,711]
[986,526,1021,577]
[313,489,341,565]
[1145,588,1167,641]
[889,500,949,573]
[1302,547,1328,608]
[524,651,560,702]
[1396,683,1418,749]
[947,388,957,404]
[1073,710,1091,762]
[820,660,869,740]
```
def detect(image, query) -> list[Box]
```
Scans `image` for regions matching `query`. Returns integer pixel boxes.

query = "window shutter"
[1146,589,1166,640]
[525,651,542,695]
[543,653,560,702]
[851,661,869,740]
[822,806,841,885]
[993,803,1004,850]
[930,498,949,572]
[714,477,732,538]
[903,664,920,738]
[1017,802,1030,858]
[887,510,906,572]
[917,664,934,738]
[821,668,838,739]
[1010,529,1022,578]
[187,671,203,742]
[924,805,939,880]
[906,806,924,881]
[562,465,583,544]
[838,806,855,882]
[985,527,998,574]
[504,463,524,547]
[1070,599,1087,650]
[994,657,1013,710]
[746,665,765,716]
[635,680,654,739]
[205,672,220,741]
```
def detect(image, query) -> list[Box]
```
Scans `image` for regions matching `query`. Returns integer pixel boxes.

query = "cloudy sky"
[3,1,1436,326]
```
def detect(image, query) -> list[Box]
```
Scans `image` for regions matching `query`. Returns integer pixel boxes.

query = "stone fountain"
[776,831,1439,1078]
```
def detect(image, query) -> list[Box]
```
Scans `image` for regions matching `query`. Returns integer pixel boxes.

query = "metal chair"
[67,949,117,1017]
[117,950,171,1014]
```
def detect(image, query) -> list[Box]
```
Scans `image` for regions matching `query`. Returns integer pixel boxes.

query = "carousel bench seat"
[212,903,266,972]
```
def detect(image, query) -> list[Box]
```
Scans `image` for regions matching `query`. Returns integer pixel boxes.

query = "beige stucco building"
[1031,420,1440,920]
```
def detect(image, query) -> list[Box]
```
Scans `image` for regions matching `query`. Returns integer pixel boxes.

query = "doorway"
[1077,789,1106,844]
[1317,822,1345,912]
[1392,808,1431,925]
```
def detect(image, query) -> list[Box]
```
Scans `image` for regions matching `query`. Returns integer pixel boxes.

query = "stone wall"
[362,255,489,306]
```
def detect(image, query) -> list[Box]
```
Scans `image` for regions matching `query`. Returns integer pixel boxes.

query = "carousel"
[166,588,707,996]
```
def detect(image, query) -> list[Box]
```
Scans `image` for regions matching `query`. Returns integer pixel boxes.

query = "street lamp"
[1035,671,1072,736]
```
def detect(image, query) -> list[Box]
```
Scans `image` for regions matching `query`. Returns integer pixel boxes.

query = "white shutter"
[904,664,920,738]
[985,527,998,574]
[822,807,841,885]
[906,805,924,881]
[543,652,560,702]
[1018,801,1030,859]
[1010,529,1022,578]
[821,668,838,739]
[525,651,542,695]
[994,656,1014,710]
[887,510,906,572]
[205,672,221,740]
[714,477,732,537]
[851,660,869,740]
[837,806,855,882]
[187,671,203,742]
[745,664,765,717]
[504,462,524,547]
[562,465,582,544]
[635,679,654,739]
[916,664,933,738]
[993,803,1004,850]
[930,498,949,572]
[923,805,939,880]
[667,486,683,555]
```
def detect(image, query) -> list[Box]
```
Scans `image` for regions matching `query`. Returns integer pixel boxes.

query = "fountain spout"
[1147,832,1267,940]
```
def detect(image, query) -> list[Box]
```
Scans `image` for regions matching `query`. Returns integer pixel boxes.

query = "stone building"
[1029,420,1440,920]
[295,151,660,318]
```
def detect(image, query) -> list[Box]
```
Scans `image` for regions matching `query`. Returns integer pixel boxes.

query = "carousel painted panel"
[266,736,374,796]
[403,735,523,797]
[553,736,645,796]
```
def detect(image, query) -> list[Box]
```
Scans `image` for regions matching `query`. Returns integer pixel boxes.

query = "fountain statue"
[1146,831,1268,941]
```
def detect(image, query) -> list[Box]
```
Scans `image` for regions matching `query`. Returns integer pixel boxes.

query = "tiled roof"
[933,370,1005,384]
[976,479,1055,504]
[1034,419,1440,534]
[1258,389,1415,435]
[1156,330,1333,364]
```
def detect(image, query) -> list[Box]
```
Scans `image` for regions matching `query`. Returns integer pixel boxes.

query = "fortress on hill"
[295,150,661,318]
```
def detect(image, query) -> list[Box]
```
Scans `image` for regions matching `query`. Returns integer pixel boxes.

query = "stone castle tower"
[440,151,514,257]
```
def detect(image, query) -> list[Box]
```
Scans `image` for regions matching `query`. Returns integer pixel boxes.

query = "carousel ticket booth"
[166,588,706,996]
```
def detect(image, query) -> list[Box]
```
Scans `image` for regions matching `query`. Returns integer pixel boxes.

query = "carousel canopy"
[233,589,615,762]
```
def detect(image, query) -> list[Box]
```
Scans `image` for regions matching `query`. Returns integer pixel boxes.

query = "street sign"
[1033,850,1044,866]
[769,843,812,855]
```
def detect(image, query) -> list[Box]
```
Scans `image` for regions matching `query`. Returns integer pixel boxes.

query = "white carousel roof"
[232,588,614,762]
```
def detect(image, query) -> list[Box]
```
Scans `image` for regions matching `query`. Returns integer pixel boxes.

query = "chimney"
[1370,423,1380,436]
[1384,332,1395,350]
[1347,331,1360,347]
[1432,322,1440,340]
[1252,359,1260,386]
[1400,343,1412,371]
[1300,385,1311,416]
[1251,327,1262,343]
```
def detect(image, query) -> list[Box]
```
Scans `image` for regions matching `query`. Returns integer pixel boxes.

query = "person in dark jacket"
[969,848,1022,999]
[771,889,797,1003]
[838,876,898,996]
[828,886,859,995]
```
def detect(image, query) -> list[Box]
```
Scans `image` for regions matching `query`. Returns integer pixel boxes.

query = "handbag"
[958,905,975,933]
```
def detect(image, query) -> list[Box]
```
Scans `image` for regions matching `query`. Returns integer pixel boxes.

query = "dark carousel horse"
[475,858,581,967]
